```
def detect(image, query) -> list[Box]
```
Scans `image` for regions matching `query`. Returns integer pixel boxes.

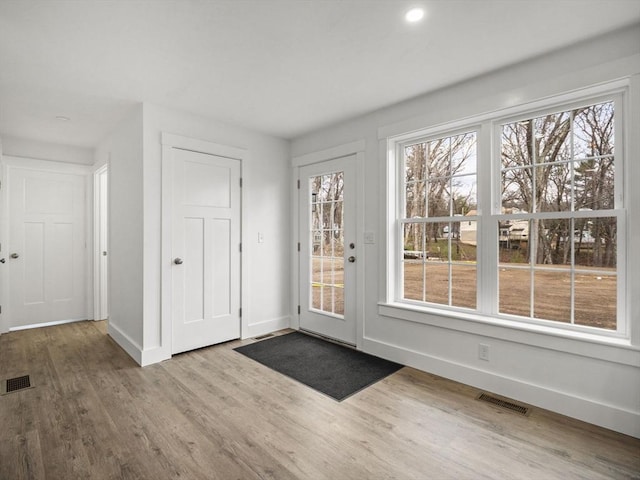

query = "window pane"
[533,270,571,323]
[499,219,530,264]
[425,262,448,305]
[406,181,426,218]
[537,163,572,212]
[403,222,425,255]
[427,178,450,217]
[574,273,616,330]
[532,218,571,266]
[451,264,476,309]
[502,121,533,168]
[451,132,477,175]
[499,268,531,317]
[427,137,450,177]
[403,260,424,302]
[501,167,533,212]
[574,159,615,210]
[312,285,322,310]
[534,112,571,165]
[405,143,427,183]
[455,220,477,259]
[452,175,477,215]
[573,102,614,160]
[574,217,616,268]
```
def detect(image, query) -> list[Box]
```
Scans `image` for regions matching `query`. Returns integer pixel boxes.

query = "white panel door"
[8,168,86,328]
[299,156,357,345]
[171,148,241,354]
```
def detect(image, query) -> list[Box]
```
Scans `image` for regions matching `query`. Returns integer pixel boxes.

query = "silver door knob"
[348,256,356,263]
[10,253,19,259]
[174,257,183,265]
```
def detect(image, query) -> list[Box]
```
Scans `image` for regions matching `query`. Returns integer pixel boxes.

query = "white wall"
[291,25,640,437]
[104,103,290,365]
[1,135,94,165]
[94,106,145,361]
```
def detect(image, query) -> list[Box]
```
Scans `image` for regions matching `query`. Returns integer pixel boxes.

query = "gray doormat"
[234,332,403,401]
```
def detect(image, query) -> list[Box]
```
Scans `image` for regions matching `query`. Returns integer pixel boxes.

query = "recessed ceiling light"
[55,116,70,121]
[405,7,425,23]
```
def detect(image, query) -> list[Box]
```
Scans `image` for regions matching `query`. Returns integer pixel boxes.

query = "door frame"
[93,162,109,321]
[292,140,365,349]
[0,155,93,333]
[161,133,247,357]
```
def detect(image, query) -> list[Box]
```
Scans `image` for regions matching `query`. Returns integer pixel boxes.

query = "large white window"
[389,90,626,337]
[400,131,478,309]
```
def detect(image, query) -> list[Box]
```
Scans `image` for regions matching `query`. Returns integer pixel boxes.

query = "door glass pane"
[309,172,345,318]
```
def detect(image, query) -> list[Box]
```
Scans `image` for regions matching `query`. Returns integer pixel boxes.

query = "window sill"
[378,302,640,367]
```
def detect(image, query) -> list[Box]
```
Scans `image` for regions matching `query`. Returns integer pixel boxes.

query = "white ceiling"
[1,0,639,147]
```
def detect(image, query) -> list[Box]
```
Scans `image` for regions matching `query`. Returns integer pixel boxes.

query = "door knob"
[348,256,356,263]
[0,258,4,263]
[174,257,183,265]
[10,253,19,259]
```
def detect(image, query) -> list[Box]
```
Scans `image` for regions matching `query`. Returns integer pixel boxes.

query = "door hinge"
[297,179,300,189]
[297,242,300,252]
[239,243,242,253]
[240,177,243,188]
[239,307,242,317]
[297,305,301,315]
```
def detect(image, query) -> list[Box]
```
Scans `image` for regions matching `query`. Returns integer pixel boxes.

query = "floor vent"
[253,333,275,341]
[1,375,33,395]
[477,392,531,416]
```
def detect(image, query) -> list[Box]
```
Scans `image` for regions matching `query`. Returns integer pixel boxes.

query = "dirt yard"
[403,262,616,330]
[309,257,616,330]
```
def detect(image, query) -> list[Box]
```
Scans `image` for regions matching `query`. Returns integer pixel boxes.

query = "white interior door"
[299,156,357,345]
[171,148,241,354]
[8,167,86,329]
[94,165,109,321]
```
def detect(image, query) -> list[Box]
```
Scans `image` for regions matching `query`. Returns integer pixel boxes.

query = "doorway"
[161,134,243,355]
[299,156,357,345]
[94,164,109,321]
[3,157,90,330]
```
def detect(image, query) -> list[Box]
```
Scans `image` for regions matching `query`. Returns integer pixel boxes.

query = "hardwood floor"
[1,321,638,480]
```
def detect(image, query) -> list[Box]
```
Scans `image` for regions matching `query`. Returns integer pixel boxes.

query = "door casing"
[161,133,248,358]
[292,141,365,350]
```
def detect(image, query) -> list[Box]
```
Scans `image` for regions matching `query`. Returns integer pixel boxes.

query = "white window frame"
[396,127,480,311]
[384,82,628,341]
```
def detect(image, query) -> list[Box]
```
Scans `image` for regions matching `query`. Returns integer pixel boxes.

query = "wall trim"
[108,322,143,366]
[292,139,366,167]
[363,336,640,438]
[9,317,86,332]
[244,316,291,339]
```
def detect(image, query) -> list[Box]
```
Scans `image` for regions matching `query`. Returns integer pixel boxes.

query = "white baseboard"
[244,316,291,339]
[9,317,86,331]
[140,346,171,367]
[108,322,143,366]
[363,336,640,439]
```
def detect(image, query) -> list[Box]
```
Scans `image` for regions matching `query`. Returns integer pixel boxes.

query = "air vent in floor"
[1,375,33,395]
[477,392,531,416]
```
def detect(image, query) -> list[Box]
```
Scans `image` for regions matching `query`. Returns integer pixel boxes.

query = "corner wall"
[140,104,291,364]
[291,25,640,437]
[94,106,145,363]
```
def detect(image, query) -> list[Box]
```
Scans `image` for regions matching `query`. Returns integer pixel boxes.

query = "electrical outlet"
[478,343,490,361]
[258,232,264,243]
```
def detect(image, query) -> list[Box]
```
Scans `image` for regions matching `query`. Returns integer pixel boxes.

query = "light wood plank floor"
[1,321,638,480]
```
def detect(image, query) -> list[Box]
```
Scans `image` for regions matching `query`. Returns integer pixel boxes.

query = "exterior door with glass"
[299,156,356,345]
